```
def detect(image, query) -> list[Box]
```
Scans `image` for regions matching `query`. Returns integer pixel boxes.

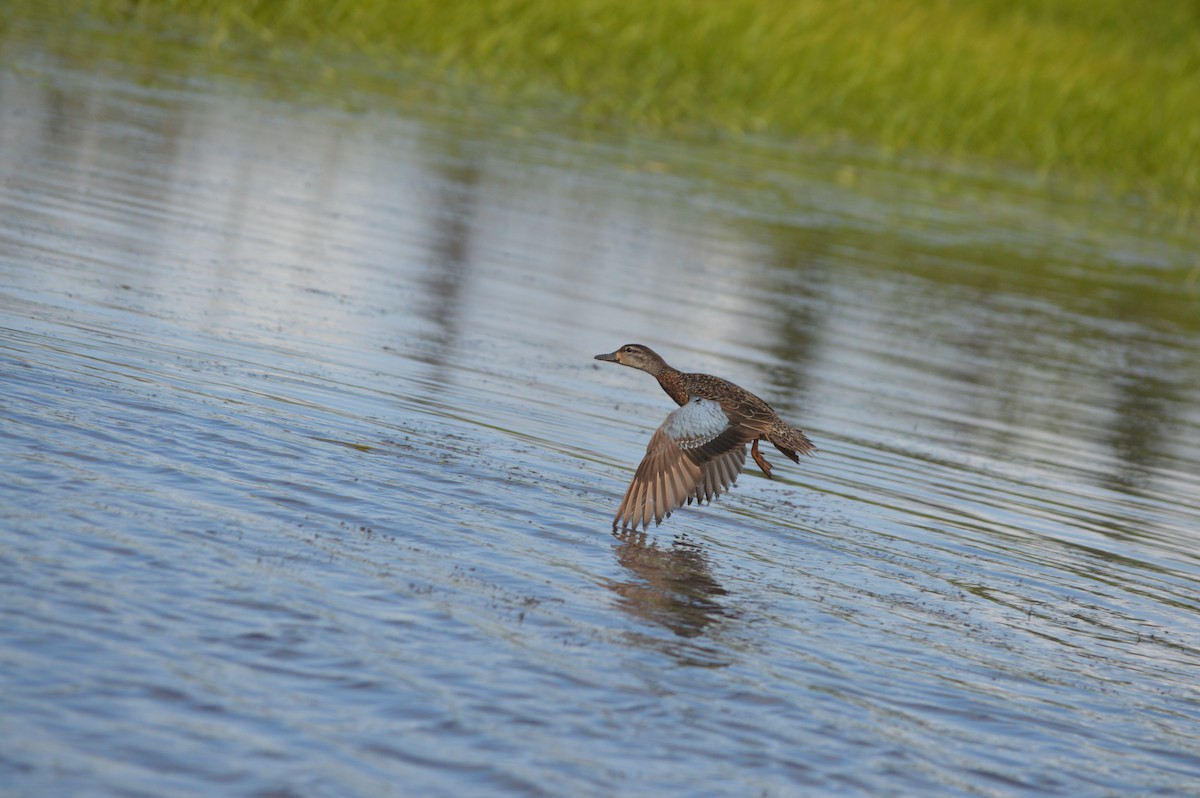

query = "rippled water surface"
[3,27,1200,798]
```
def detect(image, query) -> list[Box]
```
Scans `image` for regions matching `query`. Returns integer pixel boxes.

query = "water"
[3,25,1200,798]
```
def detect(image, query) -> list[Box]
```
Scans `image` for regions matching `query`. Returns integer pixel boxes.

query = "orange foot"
[751,438,774,479]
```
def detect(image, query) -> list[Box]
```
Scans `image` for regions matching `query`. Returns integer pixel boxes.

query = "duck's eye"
[623,346,634,353]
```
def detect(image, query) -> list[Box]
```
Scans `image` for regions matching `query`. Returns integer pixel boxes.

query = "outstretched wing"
[613,398,748,531]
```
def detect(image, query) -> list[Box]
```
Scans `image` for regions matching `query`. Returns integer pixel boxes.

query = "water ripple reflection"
[2,28,1199,798]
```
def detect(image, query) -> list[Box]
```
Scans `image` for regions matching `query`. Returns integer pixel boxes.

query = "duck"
[595,344,816,531]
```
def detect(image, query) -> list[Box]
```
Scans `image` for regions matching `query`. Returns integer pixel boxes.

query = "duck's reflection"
[608,531,731,644]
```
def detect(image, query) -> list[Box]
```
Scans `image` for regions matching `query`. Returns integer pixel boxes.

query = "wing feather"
[612,398,749,531]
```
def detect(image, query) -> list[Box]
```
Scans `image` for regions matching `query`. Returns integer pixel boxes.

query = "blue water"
[2,30,1199,798]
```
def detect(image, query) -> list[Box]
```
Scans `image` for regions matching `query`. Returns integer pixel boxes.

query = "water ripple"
[2,30,1199,798]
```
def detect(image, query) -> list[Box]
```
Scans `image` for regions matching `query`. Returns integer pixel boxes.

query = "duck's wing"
[613,398,747,531]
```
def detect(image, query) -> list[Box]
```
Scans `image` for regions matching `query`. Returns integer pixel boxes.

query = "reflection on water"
[609,532,730,661]
[2,22,1200,798]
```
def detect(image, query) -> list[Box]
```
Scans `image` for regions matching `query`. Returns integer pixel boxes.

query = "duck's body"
[595,344,815,531]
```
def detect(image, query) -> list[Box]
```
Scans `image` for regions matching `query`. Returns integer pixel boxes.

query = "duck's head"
[594,344,668,376]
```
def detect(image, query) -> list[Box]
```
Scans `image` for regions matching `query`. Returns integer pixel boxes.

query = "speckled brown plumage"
[595,344,816,531]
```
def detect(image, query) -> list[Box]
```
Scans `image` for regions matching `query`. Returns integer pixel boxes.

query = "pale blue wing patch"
[661,397,729,448]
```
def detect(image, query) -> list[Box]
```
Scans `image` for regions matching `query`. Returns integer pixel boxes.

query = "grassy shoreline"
[14,0,1200,208]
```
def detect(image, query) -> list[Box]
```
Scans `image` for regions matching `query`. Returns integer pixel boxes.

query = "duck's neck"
[654,367,690,406]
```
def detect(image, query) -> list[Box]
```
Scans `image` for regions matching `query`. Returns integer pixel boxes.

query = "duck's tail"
[768,421,817,462]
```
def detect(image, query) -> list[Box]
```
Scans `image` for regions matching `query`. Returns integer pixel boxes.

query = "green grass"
[17,0,1200,207]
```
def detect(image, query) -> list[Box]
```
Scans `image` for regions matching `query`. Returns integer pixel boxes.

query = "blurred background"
[2,3,1198,796]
